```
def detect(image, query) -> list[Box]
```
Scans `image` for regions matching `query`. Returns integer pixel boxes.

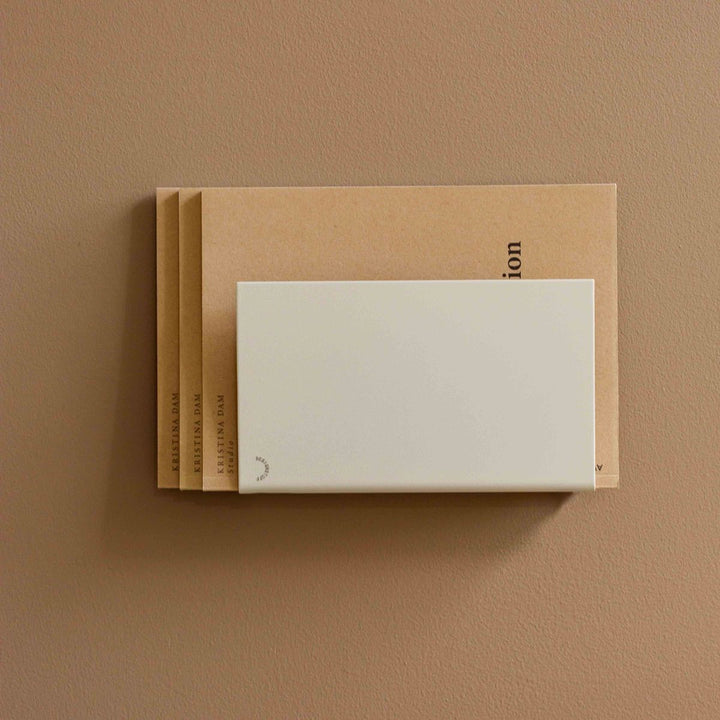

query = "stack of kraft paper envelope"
[156,185,618,492]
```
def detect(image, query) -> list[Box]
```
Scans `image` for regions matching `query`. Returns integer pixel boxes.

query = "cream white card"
[236,280,595,492]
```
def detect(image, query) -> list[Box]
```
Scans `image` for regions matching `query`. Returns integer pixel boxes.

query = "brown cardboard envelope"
[156,188,180,488]
[178,189,203,489]
[201,185,618,491]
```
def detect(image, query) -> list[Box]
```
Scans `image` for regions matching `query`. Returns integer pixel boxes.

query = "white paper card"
[237,280,595,492]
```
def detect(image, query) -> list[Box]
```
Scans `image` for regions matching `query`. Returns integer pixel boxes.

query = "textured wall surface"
[2,2,719,718]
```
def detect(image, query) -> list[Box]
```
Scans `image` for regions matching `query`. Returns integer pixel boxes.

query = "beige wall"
[2,2,718,718]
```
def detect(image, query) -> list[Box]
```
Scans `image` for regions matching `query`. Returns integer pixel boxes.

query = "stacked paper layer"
[156,185,618,492]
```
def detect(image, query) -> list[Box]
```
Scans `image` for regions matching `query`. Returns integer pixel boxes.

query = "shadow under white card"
[236,280,595,492]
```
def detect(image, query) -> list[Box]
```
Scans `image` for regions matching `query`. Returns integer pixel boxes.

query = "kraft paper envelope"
[178,189,203,489]
[201,185,618,491]
[156,188,180,488]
